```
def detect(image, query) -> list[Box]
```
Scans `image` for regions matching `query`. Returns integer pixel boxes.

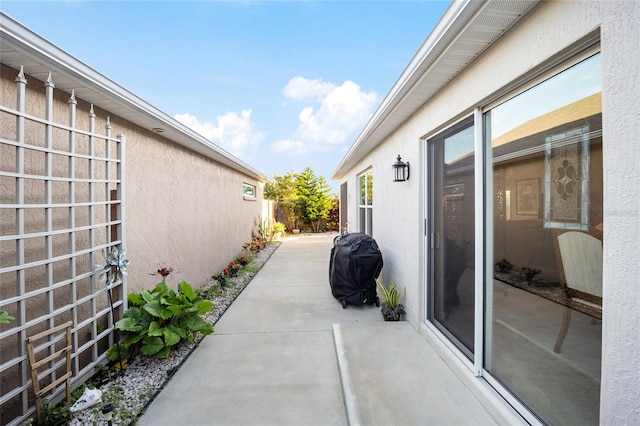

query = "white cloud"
[174,77,379,163]
[271,139,306,155]
[283,77,335,102]
[174,110,264,157]
[283,78,379,146]
[174,112,216,139]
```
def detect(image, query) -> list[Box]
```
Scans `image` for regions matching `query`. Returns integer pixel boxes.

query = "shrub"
[243,238,265,254]
[376,279,406,309]
[234,255,251,267]
[225,261,240,277]
[107,281,214,360]
[212,272,227,287]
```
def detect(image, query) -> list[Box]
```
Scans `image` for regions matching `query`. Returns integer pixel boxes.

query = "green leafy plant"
[234,255,251,267]
[376,279,406,321]
[267,221,286,242]
[295,167,334,233]
[108,281,214,360]
[264,171,299,231]
[212,272,228,287]
[90,383,139,425]
[71,382,96,402]
[0,310,15,324]
[42,399,72,426]
[376,279,405,308]
[224,261,240,278]
[273,221,285,233]
[197,283,223,299]
[243,238,265,254]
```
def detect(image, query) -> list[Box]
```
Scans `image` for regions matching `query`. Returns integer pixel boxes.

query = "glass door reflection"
[428,118,475,356]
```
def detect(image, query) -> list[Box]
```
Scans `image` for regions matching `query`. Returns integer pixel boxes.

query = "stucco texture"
[122,120,264,293]
[600,1,640,423]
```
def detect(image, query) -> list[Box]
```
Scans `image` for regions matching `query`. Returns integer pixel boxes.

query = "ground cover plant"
[106,281,214,362]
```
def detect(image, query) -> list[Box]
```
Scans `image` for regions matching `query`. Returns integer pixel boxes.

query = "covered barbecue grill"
[329,232,383,308]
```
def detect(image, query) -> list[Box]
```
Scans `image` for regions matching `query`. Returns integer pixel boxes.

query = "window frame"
[357,169,373,235]
[243,183,256,200]
[420,44,602,425]
[481,49,603,424]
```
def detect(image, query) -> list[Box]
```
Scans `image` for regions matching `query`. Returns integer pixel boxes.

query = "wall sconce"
[392,155,410,182]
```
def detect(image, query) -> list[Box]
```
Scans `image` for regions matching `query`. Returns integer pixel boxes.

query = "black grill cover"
[329,233,383,306]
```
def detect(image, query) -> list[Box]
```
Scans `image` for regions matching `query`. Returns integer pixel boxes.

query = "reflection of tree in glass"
[359,172,373,206]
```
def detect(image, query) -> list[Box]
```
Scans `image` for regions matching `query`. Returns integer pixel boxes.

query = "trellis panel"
[0,67,126,426]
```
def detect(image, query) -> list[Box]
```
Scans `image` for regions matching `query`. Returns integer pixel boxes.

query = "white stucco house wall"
[0,12,269,424]
[333,1,639,424]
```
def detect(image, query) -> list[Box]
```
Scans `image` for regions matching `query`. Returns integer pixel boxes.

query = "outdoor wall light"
[392,155,410,182]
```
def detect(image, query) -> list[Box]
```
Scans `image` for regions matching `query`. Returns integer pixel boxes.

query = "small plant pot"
[292,229,300,234]
[381,303,405,321]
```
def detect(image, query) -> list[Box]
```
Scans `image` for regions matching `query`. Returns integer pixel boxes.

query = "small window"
[243,183,256,199]
[358,170,373,235]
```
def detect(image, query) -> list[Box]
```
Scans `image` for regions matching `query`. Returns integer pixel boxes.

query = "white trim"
[418,322,529,425]
[333,0,541,179]
[481,41,601,113]
[357,169,373,235]
[243,183,257,200]
[473,107,484,377]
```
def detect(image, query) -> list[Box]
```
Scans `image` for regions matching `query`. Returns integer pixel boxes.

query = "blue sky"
[2,1,450,191]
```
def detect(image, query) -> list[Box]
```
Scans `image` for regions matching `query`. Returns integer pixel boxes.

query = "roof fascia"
[0,12,267,181]
[331,0,486,180]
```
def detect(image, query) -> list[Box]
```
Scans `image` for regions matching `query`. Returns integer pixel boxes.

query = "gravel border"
[69,243,280,426]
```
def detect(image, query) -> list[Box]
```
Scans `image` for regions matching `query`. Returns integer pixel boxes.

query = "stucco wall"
[120,118,263,293]
[339,1,640,422]
[0,64,264,295]
[599,1,640,422]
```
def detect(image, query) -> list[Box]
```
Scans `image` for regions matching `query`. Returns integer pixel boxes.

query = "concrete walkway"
[138,233,498,426]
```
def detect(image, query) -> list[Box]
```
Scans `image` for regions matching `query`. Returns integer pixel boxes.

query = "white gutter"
[331,0,481,180]
[0,11,267,181]
[332,0,539,180]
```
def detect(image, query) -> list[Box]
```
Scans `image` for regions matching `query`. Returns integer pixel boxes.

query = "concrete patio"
[138,233,502,426]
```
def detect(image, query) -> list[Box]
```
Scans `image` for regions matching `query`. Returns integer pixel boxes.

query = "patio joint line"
[333,323,361,426]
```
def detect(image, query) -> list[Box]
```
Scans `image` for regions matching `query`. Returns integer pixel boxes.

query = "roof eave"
[0,12,267,182]
[332,0,540,180]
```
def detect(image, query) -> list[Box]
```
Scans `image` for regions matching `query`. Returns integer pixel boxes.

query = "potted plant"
[376,279,406,321]
[272,221,285,241]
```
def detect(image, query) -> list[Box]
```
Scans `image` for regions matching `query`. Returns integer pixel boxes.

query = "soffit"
[332,0,541,179]
[0,12,266,181]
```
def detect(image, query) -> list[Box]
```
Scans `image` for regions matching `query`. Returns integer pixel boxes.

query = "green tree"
[295,167,333,232]
[264,171,299,231]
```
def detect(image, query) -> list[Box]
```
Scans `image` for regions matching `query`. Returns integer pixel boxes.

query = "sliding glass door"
[484,53,602,425]
[425,52,603,424]
[427,117,475,357]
